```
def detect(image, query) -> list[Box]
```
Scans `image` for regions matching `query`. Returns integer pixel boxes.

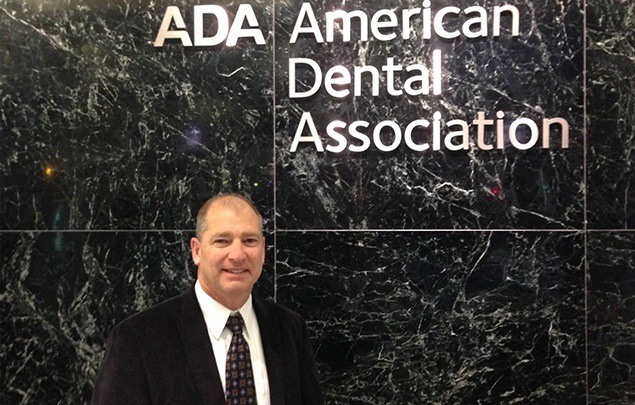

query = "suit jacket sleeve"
[91,323,151,404]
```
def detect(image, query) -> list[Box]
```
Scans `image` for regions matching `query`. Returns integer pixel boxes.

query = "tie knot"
[226,313,245,335]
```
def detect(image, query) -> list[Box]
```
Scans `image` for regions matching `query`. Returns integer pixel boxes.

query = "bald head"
[195,193,263,240]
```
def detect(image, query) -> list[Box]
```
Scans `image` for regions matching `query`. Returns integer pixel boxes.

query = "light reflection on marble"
[0,0,274,231]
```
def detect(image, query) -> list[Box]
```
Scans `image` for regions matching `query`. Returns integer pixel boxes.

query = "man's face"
[190,199,265,309]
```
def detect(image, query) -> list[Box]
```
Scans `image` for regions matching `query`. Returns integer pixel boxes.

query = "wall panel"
[0,0,633,403]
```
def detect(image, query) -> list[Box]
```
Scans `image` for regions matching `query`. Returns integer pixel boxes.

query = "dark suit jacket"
[91,286,323,405]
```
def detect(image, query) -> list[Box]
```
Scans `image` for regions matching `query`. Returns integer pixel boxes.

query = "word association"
[154,1,520,47]
[290,112,569,153]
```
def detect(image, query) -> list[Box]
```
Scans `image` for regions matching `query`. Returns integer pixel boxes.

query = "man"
[92,193,323,404]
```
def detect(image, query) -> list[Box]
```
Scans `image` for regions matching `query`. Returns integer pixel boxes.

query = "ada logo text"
[154,5,265,47]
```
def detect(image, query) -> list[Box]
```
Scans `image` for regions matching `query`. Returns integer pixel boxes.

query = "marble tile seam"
[272,0,278,304]
[582,1,589,402]
[278,228,591,233]
[4,228,634,233]
[0,229,194,233]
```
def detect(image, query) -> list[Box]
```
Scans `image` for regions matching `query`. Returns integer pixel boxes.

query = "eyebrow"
[211,231,262,238]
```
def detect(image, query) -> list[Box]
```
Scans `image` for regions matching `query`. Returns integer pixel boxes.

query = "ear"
[191,237,201,266]
[261,236,266,262]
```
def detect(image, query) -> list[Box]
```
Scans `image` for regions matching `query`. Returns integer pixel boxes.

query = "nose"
[227,240,246,262]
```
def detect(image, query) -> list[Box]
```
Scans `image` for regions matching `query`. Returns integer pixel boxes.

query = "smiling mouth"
[224,269,248,274]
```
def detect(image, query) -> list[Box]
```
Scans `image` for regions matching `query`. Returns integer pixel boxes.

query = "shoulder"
[122,294,180,326]
[110,288,193,340]
[253,296,305,329]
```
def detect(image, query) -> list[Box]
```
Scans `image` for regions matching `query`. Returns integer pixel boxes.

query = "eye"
[213,238,230,246]
[243,238,259,246]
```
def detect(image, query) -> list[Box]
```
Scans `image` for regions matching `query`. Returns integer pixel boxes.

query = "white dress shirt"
[194,280,271,405]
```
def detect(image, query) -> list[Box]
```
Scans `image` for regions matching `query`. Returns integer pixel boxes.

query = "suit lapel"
[254,296,285,405]
[177,286,226,405]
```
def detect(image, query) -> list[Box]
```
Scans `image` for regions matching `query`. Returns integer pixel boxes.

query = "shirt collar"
[194,280,257,340]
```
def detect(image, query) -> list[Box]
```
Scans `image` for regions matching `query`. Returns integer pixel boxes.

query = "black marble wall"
[0,0,632,403]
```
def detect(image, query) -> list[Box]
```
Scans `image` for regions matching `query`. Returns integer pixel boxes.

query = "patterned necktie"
[225,313,256,405]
